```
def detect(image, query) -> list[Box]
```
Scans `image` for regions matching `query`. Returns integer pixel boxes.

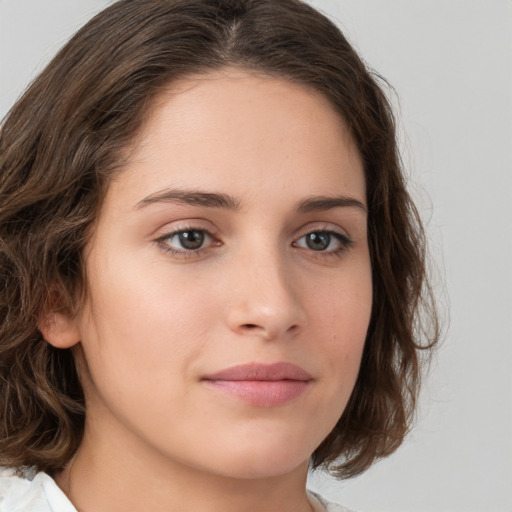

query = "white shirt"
[0,467,355,512]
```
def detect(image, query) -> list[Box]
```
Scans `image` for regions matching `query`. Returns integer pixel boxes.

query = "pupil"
[179,230,204,250]
[306,232,330,251]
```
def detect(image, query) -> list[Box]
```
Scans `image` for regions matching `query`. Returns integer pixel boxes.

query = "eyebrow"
[297,195,368,214]
[136,189,241,210]
[136,188,367,214]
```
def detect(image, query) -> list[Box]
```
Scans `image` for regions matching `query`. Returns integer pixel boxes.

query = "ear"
[38,310,81,349]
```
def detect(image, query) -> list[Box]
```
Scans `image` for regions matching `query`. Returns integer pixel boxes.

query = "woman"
[0,1,438,510]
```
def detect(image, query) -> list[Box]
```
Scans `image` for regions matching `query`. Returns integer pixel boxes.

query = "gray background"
[1,1,511,511]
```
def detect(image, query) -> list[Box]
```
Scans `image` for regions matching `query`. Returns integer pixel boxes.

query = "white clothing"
[0,468,76,512]
[0,467,355,512]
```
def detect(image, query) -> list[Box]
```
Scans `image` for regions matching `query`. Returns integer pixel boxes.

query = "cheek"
[306,260,372,383]
[76,257,223,396]
[309,259,372,339]
[296,273,371,446]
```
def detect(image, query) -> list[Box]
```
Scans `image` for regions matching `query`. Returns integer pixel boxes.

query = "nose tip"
[225,261,307,341]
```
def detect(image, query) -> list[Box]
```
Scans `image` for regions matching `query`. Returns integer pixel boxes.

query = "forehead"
[109,67,365,210]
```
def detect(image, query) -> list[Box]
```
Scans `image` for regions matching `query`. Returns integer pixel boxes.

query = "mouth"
[201,362,313,407]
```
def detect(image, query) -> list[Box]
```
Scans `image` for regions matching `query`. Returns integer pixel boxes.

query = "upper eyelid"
[154,221,352,239]
[155,228,216,257]
[156,225,349,238]
[156,227,216,244]
[153,220,218,238]
[156,227,352,251]
[293,230,353,248]
[292,222,351,240]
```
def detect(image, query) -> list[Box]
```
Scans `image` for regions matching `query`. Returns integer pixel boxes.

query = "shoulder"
[307,490,358,512]
[0,467,76,512]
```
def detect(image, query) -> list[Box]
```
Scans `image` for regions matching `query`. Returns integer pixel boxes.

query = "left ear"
[38,310,81,349]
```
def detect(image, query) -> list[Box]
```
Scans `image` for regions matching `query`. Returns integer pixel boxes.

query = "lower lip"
[202,380,310,407]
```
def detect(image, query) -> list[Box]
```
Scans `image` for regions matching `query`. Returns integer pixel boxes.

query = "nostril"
[242,324,259,330]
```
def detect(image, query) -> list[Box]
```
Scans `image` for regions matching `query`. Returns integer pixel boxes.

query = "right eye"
[157,228,215,255]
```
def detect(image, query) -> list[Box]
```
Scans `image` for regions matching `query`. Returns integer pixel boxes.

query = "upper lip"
[202,362,312,382]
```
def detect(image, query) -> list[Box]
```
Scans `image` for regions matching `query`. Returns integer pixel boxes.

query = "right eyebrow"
[135,188,242,210]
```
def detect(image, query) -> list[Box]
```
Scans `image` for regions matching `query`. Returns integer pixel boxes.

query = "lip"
[201,362,313,407]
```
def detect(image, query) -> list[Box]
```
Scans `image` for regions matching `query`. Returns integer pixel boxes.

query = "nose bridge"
[226,235,306,339]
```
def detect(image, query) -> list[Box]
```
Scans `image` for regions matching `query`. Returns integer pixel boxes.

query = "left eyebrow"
[297,195,368,214]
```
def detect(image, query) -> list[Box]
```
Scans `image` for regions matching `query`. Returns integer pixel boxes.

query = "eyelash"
[155,227,353,259]
[291,230,353,257]
[155,227,217,259]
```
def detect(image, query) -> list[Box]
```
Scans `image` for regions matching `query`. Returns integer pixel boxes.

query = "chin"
[214,457,309,480]
[201,438,314,480]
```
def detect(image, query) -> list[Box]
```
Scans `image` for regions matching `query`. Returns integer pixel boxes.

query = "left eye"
[294,231,349,252]
[160,229,213,251]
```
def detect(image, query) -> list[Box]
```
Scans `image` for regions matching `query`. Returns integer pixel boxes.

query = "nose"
[225,247,307,341]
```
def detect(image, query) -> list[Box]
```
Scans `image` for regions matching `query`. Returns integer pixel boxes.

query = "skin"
[43,68,372,512]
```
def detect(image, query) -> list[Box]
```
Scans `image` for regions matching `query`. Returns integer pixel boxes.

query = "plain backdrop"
[1,1,511,511]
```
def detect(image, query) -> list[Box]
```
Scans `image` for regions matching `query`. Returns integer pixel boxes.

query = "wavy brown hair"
[0,0,438,478]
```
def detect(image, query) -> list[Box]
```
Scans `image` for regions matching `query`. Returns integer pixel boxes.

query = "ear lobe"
[38,311,81,349]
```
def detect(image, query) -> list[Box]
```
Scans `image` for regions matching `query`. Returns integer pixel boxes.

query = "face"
[65,68,372,480]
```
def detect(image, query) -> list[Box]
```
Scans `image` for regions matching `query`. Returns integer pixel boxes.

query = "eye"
[157,228,214,253]
[293,230,352,254]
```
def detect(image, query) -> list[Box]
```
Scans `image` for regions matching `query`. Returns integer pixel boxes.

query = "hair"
[0,0,439,479]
